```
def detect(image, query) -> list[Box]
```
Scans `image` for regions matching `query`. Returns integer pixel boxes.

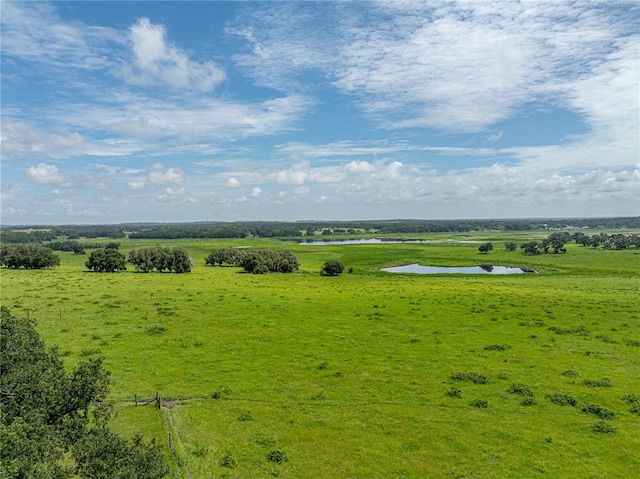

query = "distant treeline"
[1,217,638,242]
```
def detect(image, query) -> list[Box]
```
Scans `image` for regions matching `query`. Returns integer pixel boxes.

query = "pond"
[381,264,537,275]
[300,238,481,245]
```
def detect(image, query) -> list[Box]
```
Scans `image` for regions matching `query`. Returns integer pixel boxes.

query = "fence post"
[168,432,172,450]
[135,394,138,406]
[156,391,160,409]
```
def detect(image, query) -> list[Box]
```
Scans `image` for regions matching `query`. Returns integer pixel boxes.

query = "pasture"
[1,232,639,478]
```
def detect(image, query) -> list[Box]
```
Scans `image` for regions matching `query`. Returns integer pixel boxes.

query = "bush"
[322,259,345,276]
[508,383,533,396]
[220,451,237,468]
[451,372,489,384]
[622,394,640,415]
[591,421,616,434]
[446,387,462,398]
[484,344,511,351]
[547,392,578,406]
[267,449,288,464]
[583,378,611,388]
[582,403,616,419]
[470,399,489,408]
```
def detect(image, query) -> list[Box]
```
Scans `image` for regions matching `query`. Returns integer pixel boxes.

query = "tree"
[0,307,168,479]
[322,260,345,276]
[521,241,542,255]
[85,249,127,272]
[505,242,517,252]
[0,244,60,269]
[478,243,494,254]
[129,247,193,273]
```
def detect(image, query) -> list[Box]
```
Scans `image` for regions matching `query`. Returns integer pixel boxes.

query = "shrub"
[522,397,536,406]
[446,387,462,398]
[322,259,345,276]
[220,451,237,468]
[238,411,253,421]
[547,392,578,406]
[583,378,611,388]
[508,383,533,396]
[592,421,616,434]
[582,403,616,419]
[267,450,288,464]
[622,394,640,415]
[451,372,489,384]
[561,370,579,378]
[211,385,232,399]
[625,339,640,347]
[470,399,489,408]
[484,344,511,351]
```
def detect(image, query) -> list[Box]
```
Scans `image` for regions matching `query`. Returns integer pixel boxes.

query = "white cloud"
[147,163,184,184]
[277,165,308,185]
[26,163,66,185]
[251,187,262,197]
[294,186,310,195]
[227,177,242,188]
[165,186,185,196]
[126,18,226,91]
[347,160,376,173]
[128,181,145,190]
[1,121,85,160]
[487,130,504,142]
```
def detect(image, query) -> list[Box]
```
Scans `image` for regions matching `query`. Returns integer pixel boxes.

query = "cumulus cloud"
[347,160,376,173]
[277,166,307,185]
[26,163,66,185]
[147,163,184,184]
[227,177,241,188]
[126,18,226,91]
[128,181,145,190]
[251,187,262,197]
[165,186,185,196]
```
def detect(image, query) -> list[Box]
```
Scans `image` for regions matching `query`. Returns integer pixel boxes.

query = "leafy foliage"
[546,392,578,406]
[0,244,60,269]
[85,249,127,272]
[128,247,193,273]
[321,259,345,276]
[478,242,493,254]
[0,307,168,479]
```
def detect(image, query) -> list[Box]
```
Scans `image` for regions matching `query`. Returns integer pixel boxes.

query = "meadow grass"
[1,232,639,478]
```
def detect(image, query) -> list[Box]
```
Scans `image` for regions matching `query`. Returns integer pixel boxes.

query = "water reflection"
[381,264,535,275]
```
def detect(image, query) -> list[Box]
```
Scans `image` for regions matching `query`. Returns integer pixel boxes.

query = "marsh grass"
[2,233,639,477]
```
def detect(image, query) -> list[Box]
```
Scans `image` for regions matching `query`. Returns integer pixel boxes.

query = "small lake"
[381,264,536,275]
[300,238,481,245]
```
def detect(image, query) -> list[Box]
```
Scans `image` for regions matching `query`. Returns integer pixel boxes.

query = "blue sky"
[1,1,638,224]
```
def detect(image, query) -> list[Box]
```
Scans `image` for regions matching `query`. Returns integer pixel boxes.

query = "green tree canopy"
[0,307,168,479]
[322,260,345,276]
[85,249,127,272]
[0,244,60,269]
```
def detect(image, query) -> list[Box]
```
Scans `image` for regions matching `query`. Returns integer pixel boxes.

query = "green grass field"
[2,232,639,478]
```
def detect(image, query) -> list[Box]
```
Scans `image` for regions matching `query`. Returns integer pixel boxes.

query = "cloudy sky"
[1,1,638,224]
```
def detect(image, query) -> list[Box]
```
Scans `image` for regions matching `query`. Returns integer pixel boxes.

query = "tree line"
[3,217,637,242]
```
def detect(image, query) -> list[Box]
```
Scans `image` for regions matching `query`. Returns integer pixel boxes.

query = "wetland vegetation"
[1,220,639,478]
